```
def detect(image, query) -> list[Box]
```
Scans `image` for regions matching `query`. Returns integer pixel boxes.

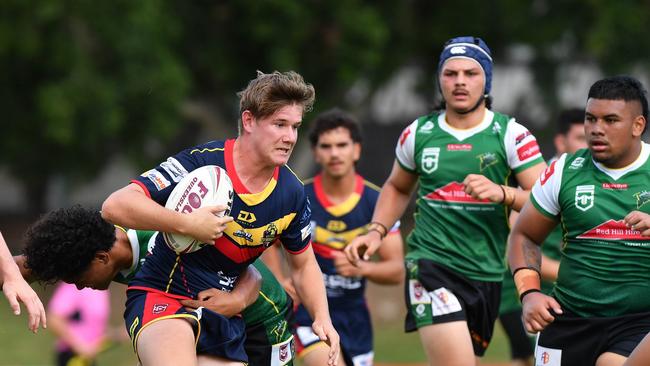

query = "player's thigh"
[625,333,650,366]
[301,343,346,366]
[197,355,246,366]
[137,317,197,366]
[596,352,627,366]
[418,321,476,366]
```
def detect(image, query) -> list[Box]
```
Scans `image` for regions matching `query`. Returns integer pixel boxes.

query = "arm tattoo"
[522,238,542,272]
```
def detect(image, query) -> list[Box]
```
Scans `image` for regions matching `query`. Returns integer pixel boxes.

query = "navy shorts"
[294,302,373,365]
[124,289,247,363]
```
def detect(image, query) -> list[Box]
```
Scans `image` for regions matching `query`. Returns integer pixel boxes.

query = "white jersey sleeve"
[504,119,543,171]
[395,119,419,172]
[531,153,567,217]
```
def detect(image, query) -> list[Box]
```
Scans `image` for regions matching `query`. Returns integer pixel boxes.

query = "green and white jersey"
[396,110,544,281]
[540,156,564,294]
[114,229,157,284]
[531,143,650,317]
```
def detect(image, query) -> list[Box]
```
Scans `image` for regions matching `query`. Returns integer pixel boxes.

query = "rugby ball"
[163,165,234,254]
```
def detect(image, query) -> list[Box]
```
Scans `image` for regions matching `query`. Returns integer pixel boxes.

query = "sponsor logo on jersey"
[569,157,585,169]
[577,219,650,241]
[143,169,171,191]
[160,158,189,183]
[326,220,347,232]
[575,185,595,211]
[515,131,531,145]
[399,127,412,146]
[152,303,168,314]
[216,271,237,289]
[300,224,311,241]
[478,152,498,172]
[540,161,556,186]
[421,147,440,173]
[602,182,628,190]
[261,223,278,247]
[447,143,473,151]
[635,190,650,209]
[237,210,257,223]
[419,120,435,133]
[233,230,253,242]
[517,140,540,161]
[424,181,492,204]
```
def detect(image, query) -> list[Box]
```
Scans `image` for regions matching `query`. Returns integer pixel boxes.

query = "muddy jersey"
[531,144,650,317]
[302,174,400,307]
[128,139,311,299]
[396,110,543,281]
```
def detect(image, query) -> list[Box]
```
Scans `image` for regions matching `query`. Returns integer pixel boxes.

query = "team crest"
[634,190,650,209]
[575,185,595,211]
[421,147,440,173]
[478,152,498,171]
[261,222,278,247]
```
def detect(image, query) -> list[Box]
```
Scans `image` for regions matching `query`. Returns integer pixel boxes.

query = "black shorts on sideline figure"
[535,307,650,366]
[404,259,501,356]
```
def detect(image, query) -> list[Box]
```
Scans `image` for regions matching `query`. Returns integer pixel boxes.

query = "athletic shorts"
[405,258,501,356]
[124,289,247,363]
[245,297,295,366]
[294,303,373,365]
[499,309,534,360]
[535,308,650,366]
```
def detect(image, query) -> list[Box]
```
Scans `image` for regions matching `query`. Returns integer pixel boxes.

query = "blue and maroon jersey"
[128,139,312,299]
[302,174,399,307]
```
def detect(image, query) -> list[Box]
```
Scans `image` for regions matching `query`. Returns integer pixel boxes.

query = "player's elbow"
[101,192,122,224]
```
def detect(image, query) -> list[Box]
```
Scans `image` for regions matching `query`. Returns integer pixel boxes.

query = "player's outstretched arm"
[286,246,340,366]
[508,202,562,332]
[0,232,46,333]
[180,265,262,317]
[102,183,232,243]
[345,161,416,265]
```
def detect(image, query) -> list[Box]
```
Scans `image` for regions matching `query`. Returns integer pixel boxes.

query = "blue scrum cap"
[438,36,493,95]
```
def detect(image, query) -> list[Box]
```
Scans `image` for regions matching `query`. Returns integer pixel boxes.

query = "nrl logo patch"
[575,185,595,211]
[478,152,498,171]
[419,121,435,133]
[421,147,440,174]
[634,190,650,209]
[569,157,585,169]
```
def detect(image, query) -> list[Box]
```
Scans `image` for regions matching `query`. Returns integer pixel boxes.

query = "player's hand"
[624,211,650,236]
[332,251,363,277]
[182,205,233,243]
[2,273,46,333]
[311,318,340,366]
[521,292,563,333]
[344,231,382,266]
[463,174,503,203]
[180,288,249,317]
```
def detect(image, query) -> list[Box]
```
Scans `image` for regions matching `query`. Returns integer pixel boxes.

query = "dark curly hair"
[23,205,116,284]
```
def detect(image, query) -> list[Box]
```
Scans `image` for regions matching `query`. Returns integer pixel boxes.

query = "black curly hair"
[23,205,116,284]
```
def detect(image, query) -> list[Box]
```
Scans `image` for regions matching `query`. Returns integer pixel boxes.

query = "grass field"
[0,282,518,365]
